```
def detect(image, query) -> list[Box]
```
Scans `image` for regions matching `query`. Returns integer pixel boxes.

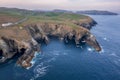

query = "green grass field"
[0,7,90,29]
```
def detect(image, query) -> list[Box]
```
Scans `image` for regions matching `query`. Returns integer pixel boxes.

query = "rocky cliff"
[0,8,101,68]
[0,21,101,68]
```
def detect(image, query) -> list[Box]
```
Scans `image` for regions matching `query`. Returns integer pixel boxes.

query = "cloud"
[0,0,120,11]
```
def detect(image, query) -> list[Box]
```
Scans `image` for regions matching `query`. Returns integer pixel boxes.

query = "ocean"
[0,15,120,80]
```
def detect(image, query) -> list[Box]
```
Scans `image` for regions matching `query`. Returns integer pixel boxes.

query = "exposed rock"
[26,23,101,51]
[0,7,102,68]
[0,22,101,68]
[73,18,97,30]
[0,36,40,68]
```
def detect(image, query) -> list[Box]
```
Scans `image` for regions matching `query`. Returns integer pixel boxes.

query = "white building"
[2,22,13,27]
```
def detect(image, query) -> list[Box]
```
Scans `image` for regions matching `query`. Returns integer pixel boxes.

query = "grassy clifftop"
[0,7,96,41]
[24,12,90,29]
[0,7,101,68]
[0,7,95,29]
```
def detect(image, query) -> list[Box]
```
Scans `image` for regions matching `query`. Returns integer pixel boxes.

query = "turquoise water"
[0,15,120,80]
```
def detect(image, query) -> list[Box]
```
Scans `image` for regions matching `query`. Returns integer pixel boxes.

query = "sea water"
[0,15,120,80]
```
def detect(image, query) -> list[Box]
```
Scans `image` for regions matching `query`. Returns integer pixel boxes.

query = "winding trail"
[1,17,28,27]
[14,17,28,25]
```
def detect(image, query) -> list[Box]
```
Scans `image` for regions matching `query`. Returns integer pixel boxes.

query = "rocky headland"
[76,10,118,15]
[0,7,101,68]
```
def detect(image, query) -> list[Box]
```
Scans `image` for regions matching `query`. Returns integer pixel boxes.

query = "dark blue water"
[0,15,120,80]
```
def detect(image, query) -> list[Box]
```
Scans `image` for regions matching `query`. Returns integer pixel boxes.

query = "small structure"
[2,22,13,27]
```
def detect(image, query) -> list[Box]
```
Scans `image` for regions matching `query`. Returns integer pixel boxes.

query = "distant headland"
[76,10,118,15]
[51,9,118,15]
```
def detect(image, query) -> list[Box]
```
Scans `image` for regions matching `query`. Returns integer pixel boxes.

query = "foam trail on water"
[31,62,50,80]
[46,57,56,63]
[99,45,104,54]
[109,53,119,58]
[30,49,69,80]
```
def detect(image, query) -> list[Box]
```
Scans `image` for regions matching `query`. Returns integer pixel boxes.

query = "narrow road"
[1,17,28,27]
[14,17,28,25]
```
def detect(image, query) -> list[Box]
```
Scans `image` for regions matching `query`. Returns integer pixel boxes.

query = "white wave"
[46,57,56,63]
[87,47,94,52]
[87,45,104,53]
[103,37,109,41]
[103,37,107,40]
[109,53,119,58]
[31,51,57,79]
[99,45,104,54]
[31,53,57,80]
[32,64,49,80]
[30,49,70,79]
[27,52,41,69]
[99,49,104,54]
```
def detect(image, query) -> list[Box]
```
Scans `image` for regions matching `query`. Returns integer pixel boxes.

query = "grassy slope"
[0,12,24,20]
[0,7,93,41]
[23,12,89,29]
[0,7,90,29]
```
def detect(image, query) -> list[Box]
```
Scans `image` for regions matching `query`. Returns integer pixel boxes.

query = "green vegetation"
[0,7,89,29]
[0,12,24,19]
[28,12,87,21]
[26,12,87,29]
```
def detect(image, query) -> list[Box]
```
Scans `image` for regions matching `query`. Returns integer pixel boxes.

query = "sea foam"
[27,52,41,70]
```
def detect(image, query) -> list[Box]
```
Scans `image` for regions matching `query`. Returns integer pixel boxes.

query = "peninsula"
[76,10,118,15]
[0,7,101,68]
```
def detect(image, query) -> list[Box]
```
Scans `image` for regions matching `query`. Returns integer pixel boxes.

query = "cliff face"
[72,17,97,30]
[0,22,101,68]
[0,8,101,68]
[0,36,40,68]
[27,23,101,51]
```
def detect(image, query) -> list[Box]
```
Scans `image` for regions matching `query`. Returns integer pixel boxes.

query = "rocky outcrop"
[0,36,40,68]
[0,22,101,68]
[76,20,97,30]
[0,7,102,68]
[48,23,99,50]
[72,17,97,30]
[26,23,101,51]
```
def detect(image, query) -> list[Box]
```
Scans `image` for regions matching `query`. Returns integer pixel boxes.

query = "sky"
[0,0,119,12]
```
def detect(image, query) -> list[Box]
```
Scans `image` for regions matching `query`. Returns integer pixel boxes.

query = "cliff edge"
[0,7,101,68]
